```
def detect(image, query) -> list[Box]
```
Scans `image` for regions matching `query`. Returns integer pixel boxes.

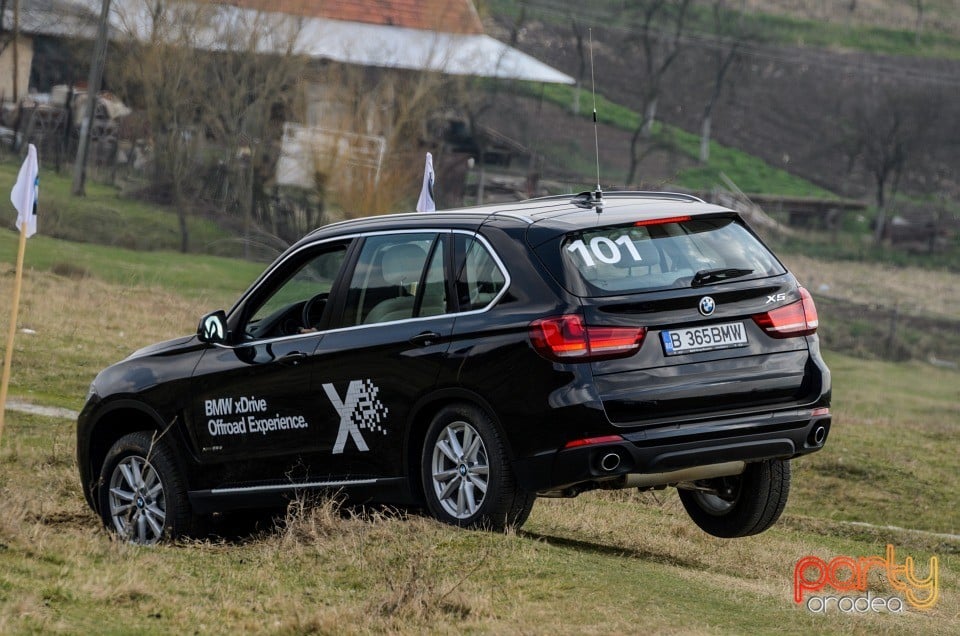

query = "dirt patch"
[6,401,80,420]
[30,510,98,531]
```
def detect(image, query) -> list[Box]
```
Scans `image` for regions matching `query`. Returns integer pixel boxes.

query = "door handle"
[279,351,307,366]
[409,331,441,347]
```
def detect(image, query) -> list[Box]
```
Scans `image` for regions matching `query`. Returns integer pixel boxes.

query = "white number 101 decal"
[567,235,643,267]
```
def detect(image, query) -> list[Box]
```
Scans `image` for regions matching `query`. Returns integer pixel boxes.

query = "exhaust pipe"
[612,461,746,489]
[810,425,827,446]
[599,453,622,472]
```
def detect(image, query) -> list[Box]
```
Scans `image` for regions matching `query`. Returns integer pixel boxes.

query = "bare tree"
[698,0,757,163]
[431,72,501,206]
[111,0,306,252]
[301,60,456,216]
[912,0,924,44]
[623,0,692,186]
[72,0,112,196]
[112,1,206,252]
[841,86,940,244]
[570,17,588,116]
[199,11,307,253]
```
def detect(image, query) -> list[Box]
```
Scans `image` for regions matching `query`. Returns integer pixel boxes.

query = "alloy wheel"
[430,420,489,519]
[108,455,167,544]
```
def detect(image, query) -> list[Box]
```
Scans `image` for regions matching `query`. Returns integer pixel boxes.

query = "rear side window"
[454,234,506,311]
[342,233,437,326]
[555,217,784,296]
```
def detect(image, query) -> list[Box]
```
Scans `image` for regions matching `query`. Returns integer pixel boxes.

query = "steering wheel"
[301,292,329,331]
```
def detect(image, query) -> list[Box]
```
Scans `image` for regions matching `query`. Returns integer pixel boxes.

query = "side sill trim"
[207,478,379,496]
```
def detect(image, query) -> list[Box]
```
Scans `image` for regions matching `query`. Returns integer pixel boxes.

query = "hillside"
[483,1,960,207]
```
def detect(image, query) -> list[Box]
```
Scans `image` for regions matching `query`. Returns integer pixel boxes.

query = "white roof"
[293,18,574,84]
[18,0,574,85]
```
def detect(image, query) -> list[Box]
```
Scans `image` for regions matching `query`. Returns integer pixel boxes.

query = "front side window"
[243,243,348,340]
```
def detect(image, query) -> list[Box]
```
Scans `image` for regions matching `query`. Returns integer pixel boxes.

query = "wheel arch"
[403,388,513,504]
[84,400,172,513]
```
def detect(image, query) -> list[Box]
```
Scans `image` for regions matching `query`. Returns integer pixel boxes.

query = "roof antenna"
[589,28,603,213]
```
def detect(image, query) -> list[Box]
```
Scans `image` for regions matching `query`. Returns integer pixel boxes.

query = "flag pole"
[0,215,29,443]
[0,143,39,444]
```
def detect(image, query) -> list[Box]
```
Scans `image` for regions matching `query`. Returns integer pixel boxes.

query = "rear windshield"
[549,216,785,296]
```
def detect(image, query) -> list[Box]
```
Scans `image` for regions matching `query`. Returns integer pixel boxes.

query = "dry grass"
[782,253,960,320]
[1,251,958,633]
[1,402,957,633]
[0,267,214,408]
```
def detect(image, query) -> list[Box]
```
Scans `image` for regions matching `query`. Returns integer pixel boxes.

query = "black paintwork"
[77,192,831,517]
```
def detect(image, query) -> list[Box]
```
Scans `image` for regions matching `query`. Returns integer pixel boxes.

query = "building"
[10,0,572,210]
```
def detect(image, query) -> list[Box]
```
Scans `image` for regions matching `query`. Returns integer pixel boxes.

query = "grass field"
[0,354,956,633]
[0,160,240,257]
[0,230,957,633]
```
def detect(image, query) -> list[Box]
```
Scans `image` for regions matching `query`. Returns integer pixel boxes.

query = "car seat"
[363,243,427,324]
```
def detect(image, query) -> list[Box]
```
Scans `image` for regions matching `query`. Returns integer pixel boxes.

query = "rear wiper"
[691,267,754,288]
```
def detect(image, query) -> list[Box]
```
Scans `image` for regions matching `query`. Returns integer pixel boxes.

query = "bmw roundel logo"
[699,296,716,316]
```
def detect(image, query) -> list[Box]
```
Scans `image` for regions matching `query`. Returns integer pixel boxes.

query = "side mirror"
[197,310,229,344]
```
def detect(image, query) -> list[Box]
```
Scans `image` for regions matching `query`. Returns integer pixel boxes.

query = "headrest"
[381,243,427,285]
[614,238,660,268]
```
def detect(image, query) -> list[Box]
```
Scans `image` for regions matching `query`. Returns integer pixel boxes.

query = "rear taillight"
[529,314,646,362]
[752,287,819,338]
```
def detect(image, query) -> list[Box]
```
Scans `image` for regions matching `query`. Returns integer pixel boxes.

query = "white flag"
[11,144,38,238]
[416,151,436,212]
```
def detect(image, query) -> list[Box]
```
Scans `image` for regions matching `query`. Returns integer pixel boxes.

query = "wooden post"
[72,0,113,196]
[12,0,19,103]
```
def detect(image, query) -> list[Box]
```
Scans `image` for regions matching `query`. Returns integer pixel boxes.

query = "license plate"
[661,322,749,355]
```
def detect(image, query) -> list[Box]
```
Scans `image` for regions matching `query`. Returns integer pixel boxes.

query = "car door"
[310,231,456,482]
[184,239,352,486]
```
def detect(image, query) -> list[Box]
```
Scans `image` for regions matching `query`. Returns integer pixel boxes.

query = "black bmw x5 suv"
[78,191,831,544]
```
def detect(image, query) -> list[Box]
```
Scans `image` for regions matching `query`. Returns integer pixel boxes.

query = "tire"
[677,459,791,538]
[98,431,194,544]
[421,403,535,531]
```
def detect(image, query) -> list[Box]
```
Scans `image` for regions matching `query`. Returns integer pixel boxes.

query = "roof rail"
[600,191,706,203]
[532,190,706,205]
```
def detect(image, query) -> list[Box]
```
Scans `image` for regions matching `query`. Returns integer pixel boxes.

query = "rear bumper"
[512,408,832,494]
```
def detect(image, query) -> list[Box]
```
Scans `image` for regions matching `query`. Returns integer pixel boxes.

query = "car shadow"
[518,530,708,571]
[199,509,288,542]
[197,502,427,544]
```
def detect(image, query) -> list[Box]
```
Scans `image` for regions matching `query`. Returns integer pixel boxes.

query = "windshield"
[552,216,785,296]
